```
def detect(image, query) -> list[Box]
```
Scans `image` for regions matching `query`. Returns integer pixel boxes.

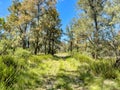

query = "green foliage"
[73,53,93,63]
[90,59,118,79]
[0,40,12,55]
[0,55,30,90]
[14,48,31,59]
[0,52,120,90]
[0,56,20,89]
[1,0,120,89]
[2,56,17,67]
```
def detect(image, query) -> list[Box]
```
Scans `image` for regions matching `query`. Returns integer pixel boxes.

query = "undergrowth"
[0,51,120,90]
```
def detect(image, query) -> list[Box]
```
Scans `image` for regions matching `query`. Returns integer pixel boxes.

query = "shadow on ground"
[53,55,71,60]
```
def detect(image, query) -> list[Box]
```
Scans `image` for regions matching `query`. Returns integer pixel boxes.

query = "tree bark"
[34,35,39,55]
[51,32,55,55]
[48,31,52,54]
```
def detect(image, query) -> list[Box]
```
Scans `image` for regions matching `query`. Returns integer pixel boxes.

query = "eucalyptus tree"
[103,0,120,66]
[76,0,107,59]
[41,1,62,55]
[6,0,29,49]
[28,0,62,55]
[66,23,75,52]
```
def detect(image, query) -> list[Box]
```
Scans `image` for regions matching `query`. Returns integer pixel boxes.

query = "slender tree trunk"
[34,35,39,55]
[34,44,38,55]
[70,41,73,52]
[114,49,120,67]
[44,30,48,55]
[22,24,28,49]
[51,32,55,55]
[48,31,51,54]
[34,4,40,55]
[88,0,99,59]
[22,38,26,49]
[45,41,47,54]
[27,38,30,48]
[77,47,79,52]
[76,40,79,52]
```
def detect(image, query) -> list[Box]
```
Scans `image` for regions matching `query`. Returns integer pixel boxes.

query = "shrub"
[2,55,17,68]
[73,53,93,63]
[0,56,20,89]
[90,60,118,79]
[14,48,31,59]
[0,55,27,90]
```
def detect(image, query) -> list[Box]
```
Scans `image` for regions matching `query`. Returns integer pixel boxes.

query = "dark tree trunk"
[76,40,79,52]
[48,31,51,54]
[22,23,28,49]
[70,41,73,52]
[44,30,48,55]
[27,39,30,48]
[34,36,39,55]
[34,44,38,55]
[48,41,51,54]
[51,32,55,55]
[45,42,47,54]
[34,4,40,55]
[22,38,26,49]
[51,41,54,55]
[88,0,99,59]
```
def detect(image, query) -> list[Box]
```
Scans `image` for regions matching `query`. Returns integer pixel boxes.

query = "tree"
[5,0,62,55]
[66,23,75,52]
[76,0,107,59]
[104,0,120,66]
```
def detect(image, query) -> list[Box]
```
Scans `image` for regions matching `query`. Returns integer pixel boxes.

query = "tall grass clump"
[90,59,118,79]
[14,48,31,59]
[0,55,29,90]
[0,56,19,89]
[72,52,93,63]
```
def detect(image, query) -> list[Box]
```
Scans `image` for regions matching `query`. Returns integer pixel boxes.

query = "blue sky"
[56,0,77,30]
[0,0,77,39]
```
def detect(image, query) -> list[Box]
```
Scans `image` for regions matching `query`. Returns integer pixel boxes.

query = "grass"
[0,51,120,90]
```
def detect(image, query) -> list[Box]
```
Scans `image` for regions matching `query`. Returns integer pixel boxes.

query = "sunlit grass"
[0,52,120,90]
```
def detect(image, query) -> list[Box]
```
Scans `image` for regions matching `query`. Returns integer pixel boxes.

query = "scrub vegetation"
[0,0,120,90]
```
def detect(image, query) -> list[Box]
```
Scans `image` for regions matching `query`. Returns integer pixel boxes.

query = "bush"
[2,56,17,68]
[90,60,118,79]
[0,56,20,89]
[73,53,93,63]
[0,55,28,90]
[14,48,31,59]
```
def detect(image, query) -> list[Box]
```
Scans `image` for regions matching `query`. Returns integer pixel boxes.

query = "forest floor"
[1,52,120,90]
[23,53,120,90]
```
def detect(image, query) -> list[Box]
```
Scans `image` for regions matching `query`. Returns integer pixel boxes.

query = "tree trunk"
[34,36,39,55]
[70,41,73,52]
[27,38,30,48]
[48,31,51,54]
[88,0,99,59]
[51,32,55,55]
[114,49,120,68]
[45,42,47,54]
[22,38,26,49]
[44,37,47,54]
